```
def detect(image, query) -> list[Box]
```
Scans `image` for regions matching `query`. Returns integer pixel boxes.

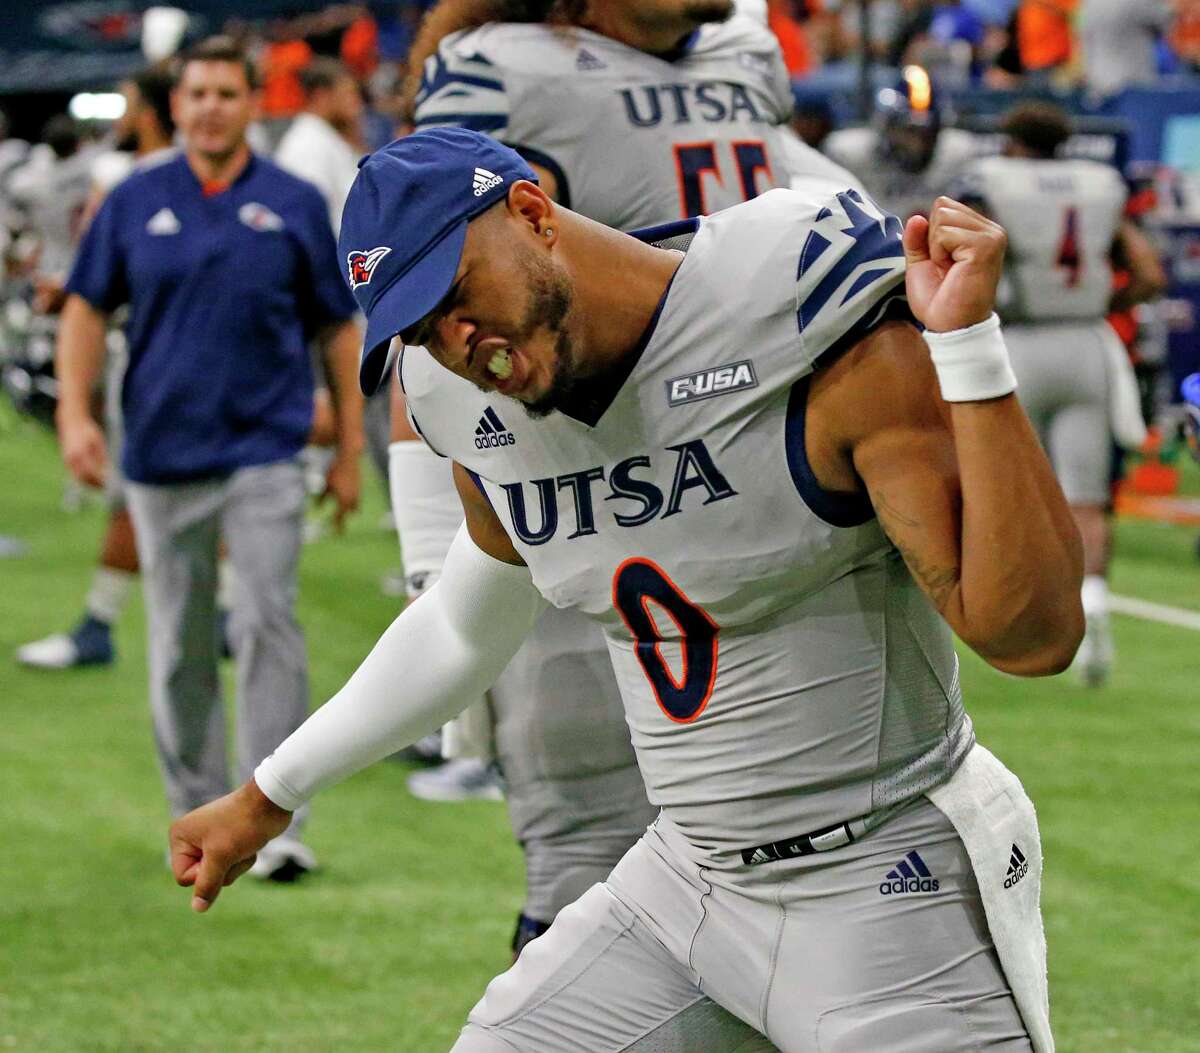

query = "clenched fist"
[169,780,292,913]
[903,197,1007,334]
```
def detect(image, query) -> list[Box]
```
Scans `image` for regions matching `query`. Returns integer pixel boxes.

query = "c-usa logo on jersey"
[666,360,757,406]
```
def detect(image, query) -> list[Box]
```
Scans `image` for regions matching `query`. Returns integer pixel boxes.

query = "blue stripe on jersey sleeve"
[840,267,896,306]
[419,53,505,99]
[414,113,509,133]
[798,190,904,334]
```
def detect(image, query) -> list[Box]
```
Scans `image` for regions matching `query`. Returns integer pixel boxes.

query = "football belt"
[742,816,871,866]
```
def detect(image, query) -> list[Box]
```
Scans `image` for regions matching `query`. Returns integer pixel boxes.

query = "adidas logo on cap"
[474,406,515,449]
[473,166,504,197]
[879,850,940,895]
[1004,843,1029,889]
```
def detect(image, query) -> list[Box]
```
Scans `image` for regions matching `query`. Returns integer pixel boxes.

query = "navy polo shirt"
[67,153,357,484]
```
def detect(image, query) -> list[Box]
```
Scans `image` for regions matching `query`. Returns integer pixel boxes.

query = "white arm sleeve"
[388,439,463,595]
[254,524,545,810]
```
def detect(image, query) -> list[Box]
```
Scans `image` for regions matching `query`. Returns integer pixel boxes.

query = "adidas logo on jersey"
[473,167,503,197]
[146,207,180,235]
[576,48,606,71]
[879,850,940,895]
[666,360,758,406]
[1004,843,1029,889]
[474,407,515,449]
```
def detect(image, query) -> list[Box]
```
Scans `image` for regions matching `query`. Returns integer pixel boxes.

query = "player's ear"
[505,180,555,242]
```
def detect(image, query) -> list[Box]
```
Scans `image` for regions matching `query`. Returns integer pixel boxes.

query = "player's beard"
[680,0,734,24]
[510,246,583,420]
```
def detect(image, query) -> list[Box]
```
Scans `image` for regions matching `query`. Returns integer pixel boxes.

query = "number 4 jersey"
[956,154,1127,324]
[414,16,807,229]
[401,188,974,861]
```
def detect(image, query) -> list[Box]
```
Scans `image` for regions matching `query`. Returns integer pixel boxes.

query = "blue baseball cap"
[338,127,539,395]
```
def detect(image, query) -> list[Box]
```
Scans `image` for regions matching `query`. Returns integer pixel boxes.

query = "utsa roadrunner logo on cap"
[347,246,392,289]
[473,167,503,197]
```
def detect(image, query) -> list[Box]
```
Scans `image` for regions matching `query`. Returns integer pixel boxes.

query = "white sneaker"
[249,836,318,882]
[16,633,79,669]
[1074,612,1113,687]
[407,758,503,802]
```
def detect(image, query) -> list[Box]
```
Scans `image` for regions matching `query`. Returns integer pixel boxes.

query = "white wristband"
[923,313,1017,403]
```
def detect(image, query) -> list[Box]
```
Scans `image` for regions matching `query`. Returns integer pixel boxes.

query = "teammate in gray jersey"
[954,102,1167,686]
[387,0,853,957]
[824,64,974,223]
[171,129,1084,1051]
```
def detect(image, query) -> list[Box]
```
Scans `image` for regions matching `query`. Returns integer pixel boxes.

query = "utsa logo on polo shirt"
[879,850,940,895]
[238,202,285,232]
[347,246,391,289]
[474,407,515,449]
[473,167,503,197]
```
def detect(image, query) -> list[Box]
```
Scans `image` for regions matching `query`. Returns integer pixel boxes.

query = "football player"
[954,101,1167,685]
[171,128,1084,1052]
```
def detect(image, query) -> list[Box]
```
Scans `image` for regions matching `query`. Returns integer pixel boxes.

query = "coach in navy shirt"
[55,37,362,880]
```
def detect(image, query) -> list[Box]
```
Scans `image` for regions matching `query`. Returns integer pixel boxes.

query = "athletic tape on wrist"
[923,313,1017,403]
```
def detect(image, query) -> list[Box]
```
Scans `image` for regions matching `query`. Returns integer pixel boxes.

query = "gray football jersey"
[824,126,976,222]
[414,18,810,230]
[958,154,1127,324]
[401,188,973,858]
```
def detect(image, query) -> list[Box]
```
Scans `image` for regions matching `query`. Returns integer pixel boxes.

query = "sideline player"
[955,101,1167,686]
[170,129,1084,1051]
[17,69,177,670]
[390,0,852,947]
[60,38,363,880]
[824,64,974,222]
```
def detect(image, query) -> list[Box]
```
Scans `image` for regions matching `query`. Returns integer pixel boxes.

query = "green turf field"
[2,410,1198,1052]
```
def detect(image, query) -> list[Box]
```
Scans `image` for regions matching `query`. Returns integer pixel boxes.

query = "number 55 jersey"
[402,188,975,863]
[413,13,845,229]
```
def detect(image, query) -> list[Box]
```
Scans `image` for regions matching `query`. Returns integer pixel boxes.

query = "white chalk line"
[1110,594,1200,633]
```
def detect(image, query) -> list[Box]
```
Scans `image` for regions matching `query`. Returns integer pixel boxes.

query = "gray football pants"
[489,605,659,923]
[1005,320,1111,506]
[126,460,309,830]
[451,799,1030,1052]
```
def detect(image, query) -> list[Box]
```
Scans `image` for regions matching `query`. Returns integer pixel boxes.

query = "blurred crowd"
[775,0,1200,97]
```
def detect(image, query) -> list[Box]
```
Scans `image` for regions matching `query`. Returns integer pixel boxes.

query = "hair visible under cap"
[133,67,176,135]
[299,57,352,97]
[400,0,584,120]
[176,35,259,91]
[1000,100,1073,160]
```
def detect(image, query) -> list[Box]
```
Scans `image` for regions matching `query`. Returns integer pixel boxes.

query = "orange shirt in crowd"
[768,0,823,77]
[1171,0,1200,65]
[341,15,379,79]
[260,39,313,118]
[1016,0,1077,71]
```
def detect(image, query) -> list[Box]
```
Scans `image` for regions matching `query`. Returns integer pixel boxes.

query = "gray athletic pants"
[452,799,1030,1052]
[126,459,309,830]
[1005,320,1112,505]
[490,605,658,923]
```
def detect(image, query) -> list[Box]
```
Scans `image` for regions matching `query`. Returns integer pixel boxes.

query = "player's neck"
[185,141,251,188]
[582,3,698,54]
[568,217,684,373]
[136,130,172,158]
